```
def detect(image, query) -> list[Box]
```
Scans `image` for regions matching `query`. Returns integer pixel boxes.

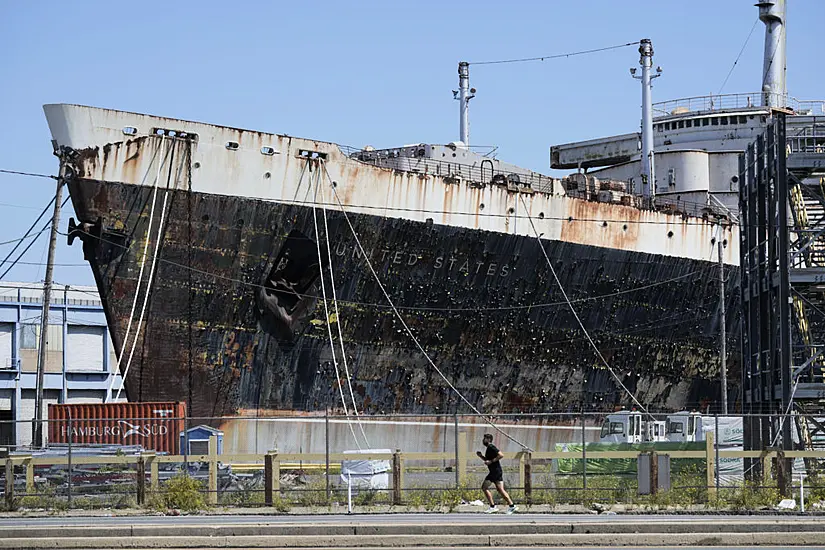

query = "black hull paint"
[69,177,740,418]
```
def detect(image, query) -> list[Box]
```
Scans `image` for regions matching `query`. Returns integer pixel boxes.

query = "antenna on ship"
[758,0,786,108]
[454,62,475,146]
[631,38,661,199]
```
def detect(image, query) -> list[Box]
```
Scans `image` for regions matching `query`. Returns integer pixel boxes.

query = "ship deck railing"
[341,145,556,194]
[787,131,825,154]
[343,143,736,223]
[653,92,825,118]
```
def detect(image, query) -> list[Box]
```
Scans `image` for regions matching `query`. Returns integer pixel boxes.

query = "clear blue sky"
[0,1,822,287]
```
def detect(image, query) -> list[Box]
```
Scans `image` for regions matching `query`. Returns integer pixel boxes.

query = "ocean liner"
[43,1,817,420]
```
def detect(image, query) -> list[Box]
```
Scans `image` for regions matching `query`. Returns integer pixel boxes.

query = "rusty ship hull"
[46,104,739,418]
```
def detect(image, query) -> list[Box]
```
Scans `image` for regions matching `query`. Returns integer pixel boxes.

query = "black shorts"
[484,469,503,483]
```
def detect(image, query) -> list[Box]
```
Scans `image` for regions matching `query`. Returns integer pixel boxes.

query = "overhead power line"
[718,18,760,96]
[0,196,55,266]
[0,169,56,180]
[0,197,71,280]
[0,227,53,248]
[469,41,640,66]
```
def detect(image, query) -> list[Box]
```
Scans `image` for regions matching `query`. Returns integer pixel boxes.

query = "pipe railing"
[653,93,825,117]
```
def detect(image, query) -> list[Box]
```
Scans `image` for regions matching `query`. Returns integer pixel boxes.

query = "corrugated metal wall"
[65,389,105,404]
[18,389,59,447]
[0,323,12,369]
[66,325,104,371]
[48,402,186,454]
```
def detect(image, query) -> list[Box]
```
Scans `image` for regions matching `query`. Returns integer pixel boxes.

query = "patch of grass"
[711,482,781,511]
[404,488,428,510]
[148,474,206,512]
[288,480,331,507]
[70,493,137,510]
[804,476,825,506]
[17,485,67,512]
[553,474,633,507]
[270,494,291,513]
[354,488,390,507]
[440,482,477,512]
[218,486,265,507]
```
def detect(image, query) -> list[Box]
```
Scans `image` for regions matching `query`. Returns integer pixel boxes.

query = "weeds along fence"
[1,412,825,511]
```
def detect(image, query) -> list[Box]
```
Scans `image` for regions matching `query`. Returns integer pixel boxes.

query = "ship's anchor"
[67,216,129,262]
[67,217,98,247]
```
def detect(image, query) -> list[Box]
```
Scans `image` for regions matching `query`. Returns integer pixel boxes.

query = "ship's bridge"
[550,92,825,215]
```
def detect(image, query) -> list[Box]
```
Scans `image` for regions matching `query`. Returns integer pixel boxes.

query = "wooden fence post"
[4,458,13,510]
[136,456,146,506]
[457,431,467,485]
[650,452,659,496]
[776,449,791,497]
[392,450,402,505]
[149,455,159,492]
[24,458,33,494]
[523,452,532,503]
[265,450,280,507]
[207,435,218,505]
[264,452,274,507]
[705,432,716,499]
[762,452,772,485]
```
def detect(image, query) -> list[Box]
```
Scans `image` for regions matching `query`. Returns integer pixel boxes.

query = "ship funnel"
[456,62,475,146]
[758,0,786,108]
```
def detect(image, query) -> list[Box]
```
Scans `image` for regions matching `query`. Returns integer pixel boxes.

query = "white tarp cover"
[340,448,391,490]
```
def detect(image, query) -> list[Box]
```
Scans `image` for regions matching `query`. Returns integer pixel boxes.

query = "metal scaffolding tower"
[740,113,825,481]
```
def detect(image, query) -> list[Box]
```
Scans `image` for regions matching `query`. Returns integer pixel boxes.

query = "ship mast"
[758,0,787,108]
[631,39,660,199]
[456,62,475,146]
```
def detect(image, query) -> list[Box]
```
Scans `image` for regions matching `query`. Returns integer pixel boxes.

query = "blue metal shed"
[179,425,223,455]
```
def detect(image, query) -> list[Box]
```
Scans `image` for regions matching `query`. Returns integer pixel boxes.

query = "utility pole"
[718,239,727,414]
[631,39,661,199]
[32,169,65,448]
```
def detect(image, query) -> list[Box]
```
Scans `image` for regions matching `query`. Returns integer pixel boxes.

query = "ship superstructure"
[552,0,823,218]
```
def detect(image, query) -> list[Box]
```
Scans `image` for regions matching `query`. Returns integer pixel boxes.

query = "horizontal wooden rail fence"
[5,433,825,509]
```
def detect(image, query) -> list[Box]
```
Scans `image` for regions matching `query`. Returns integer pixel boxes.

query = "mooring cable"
[321,160,532,451]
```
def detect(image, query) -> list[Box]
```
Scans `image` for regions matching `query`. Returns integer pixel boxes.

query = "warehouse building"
[0,283,123,448]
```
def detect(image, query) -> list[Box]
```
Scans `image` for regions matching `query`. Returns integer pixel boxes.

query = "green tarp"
[554,441,706,475]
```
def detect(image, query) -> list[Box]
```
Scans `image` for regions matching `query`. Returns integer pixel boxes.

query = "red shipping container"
[47,402,186,454]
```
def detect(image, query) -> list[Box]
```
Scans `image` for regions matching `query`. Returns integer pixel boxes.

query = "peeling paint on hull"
[69,176,740,418]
